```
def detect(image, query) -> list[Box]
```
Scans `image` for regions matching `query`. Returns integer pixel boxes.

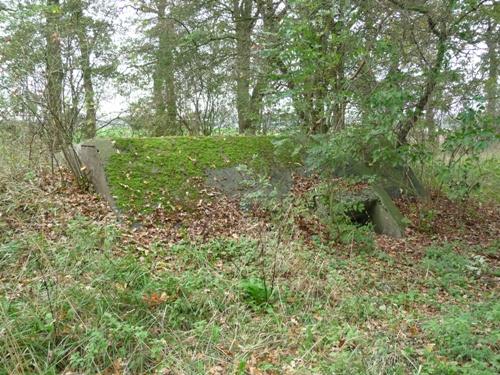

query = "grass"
[1,209,498,374]
[1,134,498,374]
[423,301,500,374]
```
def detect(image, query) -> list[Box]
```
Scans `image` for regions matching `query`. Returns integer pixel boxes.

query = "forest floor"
[0,169,499,374]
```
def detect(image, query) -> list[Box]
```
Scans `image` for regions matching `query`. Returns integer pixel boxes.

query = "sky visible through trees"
[0,0,498,139]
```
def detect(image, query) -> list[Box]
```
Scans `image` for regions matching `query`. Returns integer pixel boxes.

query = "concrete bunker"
[76,137,424,238]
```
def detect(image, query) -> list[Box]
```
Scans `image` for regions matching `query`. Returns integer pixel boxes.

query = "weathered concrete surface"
[368,185,406,238]
[83,138,117,164]
[70,138,409,238]
[334,188,379,225]
[327,158,423,237]
[205,167,251,198]
[76,139,118,211]
[335,161,429,200]
[320,184,407,238]
[378,165,428,199]
[205,166,294,198]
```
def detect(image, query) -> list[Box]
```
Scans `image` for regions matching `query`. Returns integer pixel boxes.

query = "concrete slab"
[368,185,406,238]
[205,166,293,199]
[77,139,118,211]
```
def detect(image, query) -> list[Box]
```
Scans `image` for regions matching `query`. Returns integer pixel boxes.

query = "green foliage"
[421,244,491,296]
[0,0,117,143]
[417,206,438,233]
[423,301,500,374]
[2,208,499,373]
[306,127,401,176]
[0,220,157,373]
[434,108,498,201]
[169,237,259,267]
[336,223,376,254]
[237,162,280,211]
[0,240,23,267]
[97,123,138,138]
[1,0,499,373]
[239,278,271,306]
[337,295,385,323]
[106,136,296,213]
[476,156,500,202]
[312,181,376,252]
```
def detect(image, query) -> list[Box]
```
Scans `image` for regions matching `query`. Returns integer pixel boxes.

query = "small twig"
[34,243,59,350]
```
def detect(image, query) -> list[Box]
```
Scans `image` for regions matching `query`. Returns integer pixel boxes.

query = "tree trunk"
[74,1,97,140]
[425,99,436,142]
[164,18,178,134]
[396,34,447,146]
[234,0,254,134]
[45,0,86,187]
[331,0,347,132]
[247,0,275,133]
[45,0,64,142]
[485,21,498,129]
[153,60,166,129]
[154,0,178,136]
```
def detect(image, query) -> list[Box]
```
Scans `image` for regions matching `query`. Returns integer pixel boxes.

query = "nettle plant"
[437,107,496,200]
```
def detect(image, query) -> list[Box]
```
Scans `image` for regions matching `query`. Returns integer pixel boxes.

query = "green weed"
[422,301,500,374]
[421,244,475,295]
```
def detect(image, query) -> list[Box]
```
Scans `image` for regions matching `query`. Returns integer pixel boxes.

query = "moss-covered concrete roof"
[105,136,297,213]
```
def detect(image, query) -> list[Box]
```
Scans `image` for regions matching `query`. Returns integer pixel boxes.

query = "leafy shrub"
[434,108,497,201]
[312,182,376,253]
[306,125,401,175]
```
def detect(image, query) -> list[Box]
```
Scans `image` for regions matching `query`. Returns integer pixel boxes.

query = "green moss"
[105,136,296,213]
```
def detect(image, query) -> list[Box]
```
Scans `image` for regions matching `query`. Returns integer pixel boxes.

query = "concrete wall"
[77,139,118,212]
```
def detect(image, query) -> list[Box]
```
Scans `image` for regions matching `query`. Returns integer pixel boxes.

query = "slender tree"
[72,0,97,139]
[485,19,498,124]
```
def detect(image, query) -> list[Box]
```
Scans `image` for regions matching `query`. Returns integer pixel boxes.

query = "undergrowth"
[0,132,498,374]
[1,208,498,373]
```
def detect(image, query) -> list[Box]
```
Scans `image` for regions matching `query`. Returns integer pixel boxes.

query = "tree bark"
[331,0,347,132]
[164,18,178,134]
[45,0,86,186]
[45,0,64,140]
[234,0,254,134]
[74,1,97,140]
[154,0,178,136]
[395,24,447,146]
[425,99,436,142]
[485,21,498,128]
